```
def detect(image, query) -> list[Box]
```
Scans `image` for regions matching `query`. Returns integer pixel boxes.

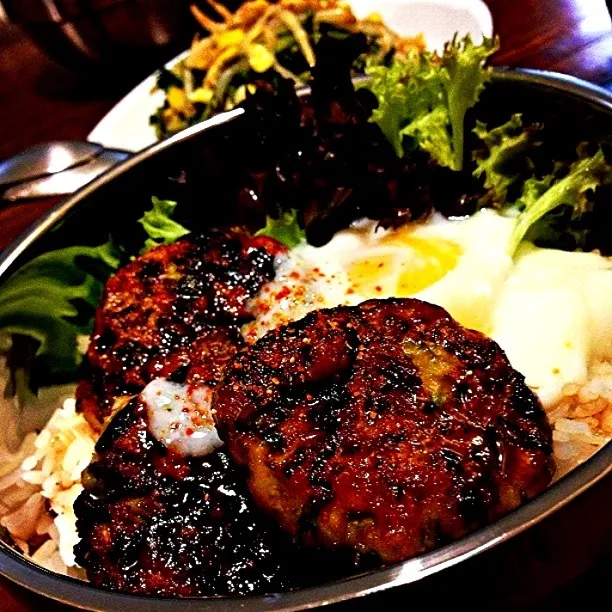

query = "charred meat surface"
[75,398,295,596]
[76,395,372,596]
[76,228,280,428]
[214,298,555,564]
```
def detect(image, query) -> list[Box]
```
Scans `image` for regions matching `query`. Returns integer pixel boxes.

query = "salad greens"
[152,0,426,138]
[255,209,306,248]
[472,114,542,208]
[365,35,498,170]
[365,35,611,256]
[138,196,190,252]
[0,243,119,382]
[507,148,612,254]
[0,195,187,393]
[472,114,612,255]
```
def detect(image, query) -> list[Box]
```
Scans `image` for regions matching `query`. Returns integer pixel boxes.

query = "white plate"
[88,0,493,152]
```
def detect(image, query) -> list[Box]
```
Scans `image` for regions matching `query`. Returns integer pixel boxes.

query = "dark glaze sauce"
[75,399,368,596]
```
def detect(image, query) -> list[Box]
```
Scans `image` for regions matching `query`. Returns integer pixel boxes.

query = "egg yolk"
[347,229,462,298]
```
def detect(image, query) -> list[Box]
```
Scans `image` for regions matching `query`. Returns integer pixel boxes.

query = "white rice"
[0,360,610,578]
[548,361,612,477]
[0,395,95,578]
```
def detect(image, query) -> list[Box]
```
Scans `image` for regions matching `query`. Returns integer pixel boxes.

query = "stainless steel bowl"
[0,68,610,611]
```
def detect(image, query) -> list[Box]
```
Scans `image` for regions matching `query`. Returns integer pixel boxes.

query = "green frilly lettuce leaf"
[508,147,612,254]
[0,242,120,379]
[365,35,498,170]
[472,113,612,254]
[472,114,542,207]
[255,209,306,248]
[138,196,190,252]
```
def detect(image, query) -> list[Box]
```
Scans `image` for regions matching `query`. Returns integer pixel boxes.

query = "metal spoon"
[0,141,104,187]
[2,149,130,201]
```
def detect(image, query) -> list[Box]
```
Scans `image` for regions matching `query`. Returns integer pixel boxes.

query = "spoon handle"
[2,150,130,201]
[0,141,104,187]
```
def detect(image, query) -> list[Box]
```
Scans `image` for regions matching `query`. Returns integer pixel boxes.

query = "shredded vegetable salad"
[151,0,425,136]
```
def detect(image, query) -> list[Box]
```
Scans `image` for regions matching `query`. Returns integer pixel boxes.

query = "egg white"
[142,378,223,457]
[410,209,514,333]
[244,209,514,339]
[490,244,612,407]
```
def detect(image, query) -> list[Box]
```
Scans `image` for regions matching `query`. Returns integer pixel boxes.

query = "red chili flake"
[290,271,300,280]
[313,267,320,274]
[375,285,382,292]
[347,287,355,295]
[378,262,384,268]
[275,286,292,300]
[185,427,194,436]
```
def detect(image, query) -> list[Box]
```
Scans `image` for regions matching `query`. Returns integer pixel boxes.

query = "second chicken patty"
[76,228,280,428]
[213,298,555,564]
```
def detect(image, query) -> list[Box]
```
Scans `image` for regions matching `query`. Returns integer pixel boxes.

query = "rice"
[547,360,612,477]
[0,396,96,577]
[0,359,610,579]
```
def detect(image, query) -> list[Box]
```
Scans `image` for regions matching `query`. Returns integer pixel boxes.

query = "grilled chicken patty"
[213,299,555,564]
[74,229,302,596]
[75,399,296,596]
[76,229,280,428]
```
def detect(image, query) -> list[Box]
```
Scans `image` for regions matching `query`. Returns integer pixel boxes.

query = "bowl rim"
[0,67,611,612]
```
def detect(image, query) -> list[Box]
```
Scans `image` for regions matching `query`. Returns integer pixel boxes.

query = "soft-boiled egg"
[490,244,612,407]
[243,209,515,341]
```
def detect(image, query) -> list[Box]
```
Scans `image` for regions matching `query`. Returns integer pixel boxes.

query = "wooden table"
[1,0,611,610]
